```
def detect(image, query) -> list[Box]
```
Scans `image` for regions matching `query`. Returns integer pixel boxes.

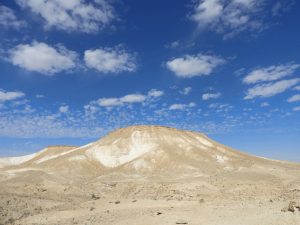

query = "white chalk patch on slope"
[132,159,151,170]
[5,168,38,174]
[86,131,158,168]
[195,136,214,147]
[34,143,93,164]
[215,155,228,163]
[0,153,38,168]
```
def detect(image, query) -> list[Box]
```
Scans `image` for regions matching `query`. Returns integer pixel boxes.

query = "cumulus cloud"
[88,89,164,109]
[59,105,69,113]
[169,102,196,110]
[84,47,136,73]
[9,42,78,75]
[165,41,180,49]
[294,86,300,91]
[16,0,115,33]
[261,102,270,107]
[97,98,122,107]
[244,78,300,99]
[0,89,25,103]
[35,94,45,98]
[180,87,192,95]
[243,63,300,84]
[287,94,300,103]
[190,0,271,38]
[0,5,26,29]
[148,89,164,98]
[166,54,225,78]
[208,103,233,112]
[293,106,300,112]
[202,92,221,100]
[120,94,146,103]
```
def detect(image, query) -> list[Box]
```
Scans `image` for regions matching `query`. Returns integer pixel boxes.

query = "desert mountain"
[1,126,300,225]
[0,125,299,180]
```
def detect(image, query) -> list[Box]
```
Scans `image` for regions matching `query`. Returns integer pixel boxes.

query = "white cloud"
[165,41,180,49]
[293,106,300,112]
[89,89,164,109]
[16,0,115,33]
[96,94,147,108]
[202,92,221,100]
[180,87,192,95]
[0,89,25,102]
[191,0,268,38]
[84,104,98,115]
[0,5,26,28]
[261,102,269,107]
[294,86,300,91]
[120,94,146,103]
[287,94,300,103]
[169,102,196,110]
[148,89,164,98]
[166,54,225,78]
[35,94,45,98]
[244,78,300,99]
[59,105,69,113]
[84,47,136,73]
[0,111,104,138]
[208,103,233,113]
[191,0,223,26]
[10,42,77,75]
[243,63,300,84]
[97,98,122,107]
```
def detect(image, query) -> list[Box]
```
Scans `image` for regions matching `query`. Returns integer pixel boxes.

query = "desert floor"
[1,174,300,225]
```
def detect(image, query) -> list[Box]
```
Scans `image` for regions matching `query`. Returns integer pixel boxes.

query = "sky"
[0,0,300,162]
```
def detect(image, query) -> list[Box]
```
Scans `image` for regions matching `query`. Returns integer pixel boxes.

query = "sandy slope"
[0,125,299,225]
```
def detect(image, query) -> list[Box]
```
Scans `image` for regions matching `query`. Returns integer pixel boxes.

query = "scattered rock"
[91,194,100,200]
[115,200,120,204]
[90,207,95,211]
[157,212,163,215]
[176,219,188,224]
[199,198,205,203]
[6,218,15,225]
[282,201,300,213]
[132,199,137,202]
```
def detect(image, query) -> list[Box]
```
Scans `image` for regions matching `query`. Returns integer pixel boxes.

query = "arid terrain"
[0,125,300,225]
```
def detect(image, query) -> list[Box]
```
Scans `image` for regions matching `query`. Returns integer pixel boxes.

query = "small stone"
[288,201,296,212]
[199,198,205,203]
[91,194,100,200]
[282,201,300,213]
[157,212,163,215]
[176,219,188,224]
[115,200,120,204]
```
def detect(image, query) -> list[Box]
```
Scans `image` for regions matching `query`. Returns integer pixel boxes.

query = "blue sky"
[0,0,300,162]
